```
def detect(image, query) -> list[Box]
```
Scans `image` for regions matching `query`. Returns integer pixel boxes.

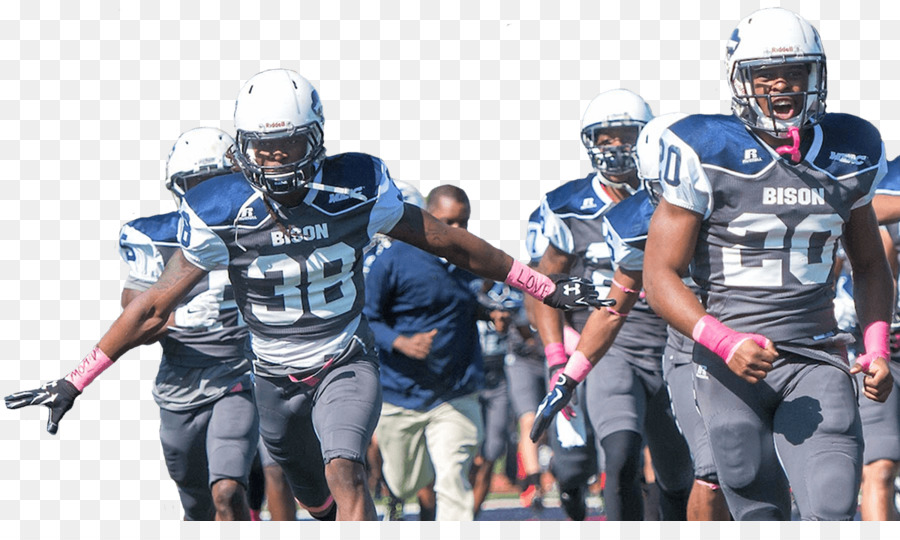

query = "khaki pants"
[376,393,483,521]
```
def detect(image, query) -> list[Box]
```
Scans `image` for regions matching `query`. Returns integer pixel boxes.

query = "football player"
[531,113,730,520]
[5,68,604,521]
[123,128,257,521]
[529,89,693,520]
[530,111,696,521]
[642,8,894,520]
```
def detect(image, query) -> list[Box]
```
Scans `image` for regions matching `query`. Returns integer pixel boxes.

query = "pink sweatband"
[505,259,555,301]
[857,320,890,371]
[562,351,594,384]
[563,326,581,356]
[545,342,568,369]
[65,346,114,392]
[606,307,629,317]
[611,279,639,295]
[692,315,770,364]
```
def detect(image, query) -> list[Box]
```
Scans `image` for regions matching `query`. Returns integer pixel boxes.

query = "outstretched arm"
[387,204,605,310]
[5,250,207,433]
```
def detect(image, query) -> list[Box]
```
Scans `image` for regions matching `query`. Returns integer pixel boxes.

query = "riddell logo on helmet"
[768,46,795,54]
[264,121,286,129]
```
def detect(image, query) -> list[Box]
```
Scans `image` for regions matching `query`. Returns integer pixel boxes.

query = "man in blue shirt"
[364,185,500,521]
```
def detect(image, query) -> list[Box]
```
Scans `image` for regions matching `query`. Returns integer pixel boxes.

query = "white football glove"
[173,290,221,330]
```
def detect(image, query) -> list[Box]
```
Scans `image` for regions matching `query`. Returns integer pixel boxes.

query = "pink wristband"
[858,320,890,371]
[65,346,114,392]
[692,315,770,364]
[562,351,594,384]
[544,342,567,369]
[505,260,555,301]
[563,326,581,356]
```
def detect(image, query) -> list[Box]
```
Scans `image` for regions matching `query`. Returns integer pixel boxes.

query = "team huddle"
[6,7,900,521]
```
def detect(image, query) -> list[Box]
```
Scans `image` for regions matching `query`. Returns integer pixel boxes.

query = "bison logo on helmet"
[726,28,741,58]
[311,89,323,118]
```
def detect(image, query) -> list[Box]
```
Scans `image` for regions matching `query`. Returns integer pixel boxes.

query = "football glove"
[530,372,578,442]
[173,290,221,330]
[542,275,615,310]
[5,378,81,435]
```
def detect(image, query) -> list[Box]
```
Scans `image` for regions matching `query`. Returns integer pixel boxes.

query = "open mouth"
[771,97,797,120]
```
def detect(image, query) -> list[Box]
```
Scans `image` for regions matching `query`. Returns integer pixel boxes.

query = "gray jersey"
[660,113,886,343]
[178,153,405,370]
[119,212,251,411]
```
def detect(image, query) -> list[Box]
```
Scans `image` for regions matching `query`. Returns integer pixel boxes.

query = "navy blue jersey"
[661,113,886,343]
[178,152,405,369]
[119,212,250,410]
[536,173,617,331]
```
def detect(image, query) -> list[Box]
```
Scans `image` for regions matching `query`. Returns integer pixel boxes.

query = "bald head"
[426,185,471,230]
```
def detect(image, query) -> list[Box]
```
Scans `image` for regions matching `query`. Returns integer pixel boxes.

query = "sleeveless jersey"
[536,173,617,331]
[177,152,405,369]
[660,113,886,343]
[119,212,251,411]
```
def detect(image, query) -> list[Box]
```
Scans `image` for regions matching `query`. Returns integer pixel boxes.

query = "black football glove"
[5,378,81,435]
[542,275,615,310]
[530,372,578,442]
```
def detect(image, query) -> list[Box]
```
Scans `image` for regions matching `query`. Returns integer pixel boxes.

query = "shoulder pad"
[181,172,261,227]
[811,113,884,174]
[122,212,180,244]
[544,174,608,217]
[309,153,386,213]
[668,114,774,175]
[603,190,654,248]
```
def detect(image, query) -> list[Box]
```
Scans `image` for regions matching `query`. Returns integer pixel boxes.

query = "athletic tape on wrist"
[562,351,593,384]
[65,346,114,392]
[505,259,555,301]
[563,326,581,356]
[692,315,769,364]
[858,320,890,371]
[544,342,567,369]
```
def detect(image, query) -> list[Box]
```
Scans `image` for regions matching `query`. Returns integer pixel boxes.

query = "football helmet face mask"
[580,89,654,188]
[634,113,688,207]
[232,69,326,196]
[165,127,236,205]
[725,8,827,137]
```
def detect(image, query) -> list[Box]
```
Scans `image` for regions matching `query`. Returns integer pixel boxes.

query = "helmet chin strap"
[775,126,801,163]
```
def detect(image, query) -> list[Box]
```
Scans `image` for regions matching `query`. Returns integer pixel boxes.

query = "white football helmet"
[165,127,235,204]
[725,8,826,136]
[232,69,326,195]
[581,89,654,188]
[634,113,688,206]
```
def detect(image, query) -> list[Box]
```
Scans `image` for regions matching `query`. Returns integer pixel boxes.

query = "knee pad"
[706,416,762,490]
[802,452,860,520]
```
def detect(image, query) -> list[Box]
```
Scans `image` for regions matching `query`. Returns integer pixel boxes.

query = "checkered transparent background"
[2,0,900,537]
